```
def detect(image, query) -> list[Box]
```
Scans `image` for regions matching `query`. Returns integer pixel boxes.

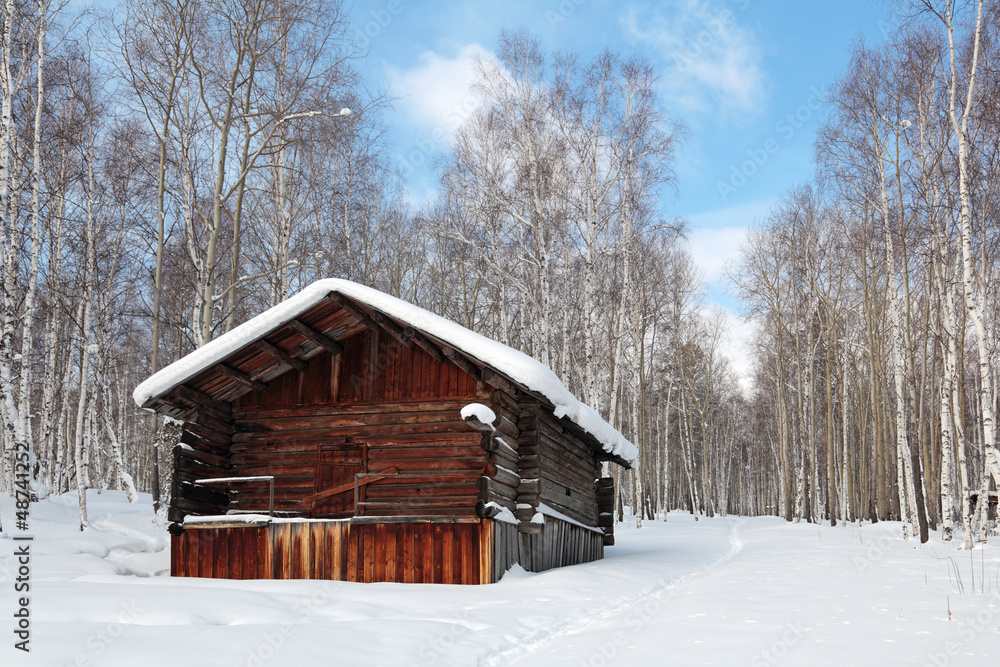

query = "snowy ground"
[2,492,999,666]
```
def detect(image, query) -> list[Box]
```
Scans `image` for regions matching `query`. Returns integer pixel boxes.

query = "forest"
[0,0,997,548]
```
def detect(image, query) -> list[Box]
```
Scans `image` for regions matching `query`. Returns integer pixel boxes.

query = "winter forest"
[1,0,999,551]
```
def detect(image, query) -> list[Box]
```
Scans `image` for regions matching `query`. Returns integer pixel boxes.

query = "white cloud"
[620,0,764,115]
[684,198,772,284]
[685,200,775,395]
[686,225,746,285]
[715,306,757,395]
[387,43,494,143]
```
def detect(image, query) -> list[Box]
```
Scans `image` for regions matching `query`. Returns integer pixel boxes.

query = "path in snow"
[515,518,1000,666]
[485,517,745,666]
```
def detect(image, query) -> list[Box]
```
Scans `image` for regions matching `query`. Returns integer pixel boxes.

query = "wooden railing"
[198,476,275,516]
[301,467,398,509]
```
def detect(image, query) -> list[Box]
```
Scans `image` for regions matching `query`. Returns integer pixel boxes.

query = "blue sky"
[355,0,894,377]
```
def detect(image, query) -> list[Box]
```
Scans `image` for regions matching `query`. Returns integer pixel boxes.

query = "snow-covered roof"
[133,279,637,465]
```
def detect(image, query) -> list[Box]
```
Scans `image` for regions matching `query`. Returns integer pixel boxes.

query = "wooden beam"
[462,414,494,433]
[403,326,445,361]
[369,310,414,349]
[213,363,269,393]
[440,346,482,381]
[255,339,308,373]
[328,293,378,331]
[170,385,234,423]
[476,500,501,519]
[518,521,543,534]
[174,383,215,408]
[481,368,520,397]
[289,319,344,356]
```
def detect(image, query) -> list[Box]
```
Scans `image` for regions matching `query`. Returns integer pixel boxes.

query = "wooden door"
[312,444,366,518]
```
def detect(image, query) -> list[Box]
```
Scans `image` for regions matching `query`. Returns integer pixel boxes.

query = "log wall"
[220,328,490,518]
[493,391,603,534]
[169,401,234,524]
[227,401,486,516]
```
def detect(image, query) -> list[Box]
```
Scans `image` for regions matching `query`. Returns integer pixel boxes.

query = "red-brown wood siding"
[171,520,493,584]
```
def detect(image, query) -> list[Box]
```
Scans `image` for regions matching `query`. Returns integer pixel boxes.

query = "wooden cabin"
[134,280,636,584]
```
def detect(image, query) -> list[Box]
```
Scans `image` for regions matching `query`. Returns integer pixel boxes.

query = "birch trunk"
[15,0,51,492]
[944,0,1000,493]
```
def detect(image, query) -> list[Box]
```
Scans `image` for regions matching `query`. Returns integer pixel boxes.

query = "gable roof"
[134,279,637,466]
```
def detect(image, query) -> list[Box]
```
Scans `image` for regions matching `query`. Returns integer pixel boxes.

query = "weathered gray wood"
[478,476,518,502]
[462,414,494,433]
[518,521,543,534]
[487,449,519,471]
[490,465,520,489]
[476,500,501,518]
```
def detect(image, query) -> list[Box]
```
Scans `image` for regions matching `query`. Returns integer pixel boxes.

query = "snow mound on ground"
[497,564,535,581]
[133,279,637,465]
[0,490,169,580]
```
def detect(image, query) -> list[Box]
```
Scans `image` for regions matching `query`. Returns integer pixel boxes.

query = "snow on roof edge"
[133,279,637,465]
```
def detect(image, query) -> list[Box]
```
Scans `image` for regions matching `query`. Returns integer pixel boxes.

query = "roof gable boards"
[134,279,637,467]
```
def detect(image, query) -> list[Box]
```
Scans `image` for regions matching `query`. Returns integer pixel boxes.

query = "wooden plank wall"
[236,329,484,410]
[172,520,492,584]
[171,517,605,583]
[490,521,520,583]
[518,515,604,573]
[171,526,271,579]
